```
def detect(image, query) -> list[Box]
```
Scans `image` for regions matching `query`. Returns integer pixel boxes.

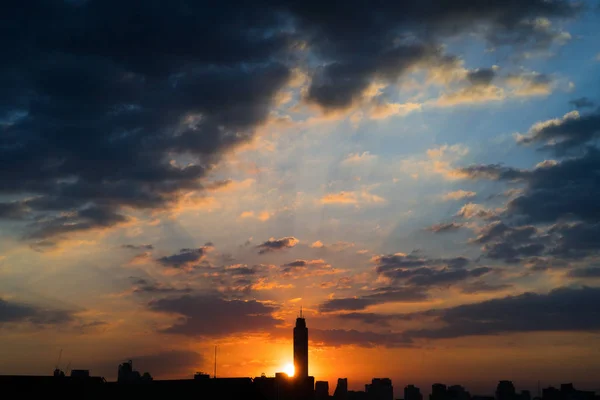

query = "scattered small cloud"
[442,190,477,201]
[256,237,299,254]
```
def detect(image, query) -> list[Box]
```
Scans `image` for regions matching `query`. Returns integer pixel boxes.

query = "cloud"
[460,149,600,226]
[372,252,489,290]
[442,190,477,201]
[0,202,29,219]
[567,267,600,278]
[460,281,513,294]
[319,287,429,312]
[436,84,505,106]
[469,222,545,263]
[299,0,577,111]
[256,237,299,254]
[0,297,74,326]
[336,312,415,327]
[427,222,465,233]
[130,278,193,295]
[310,328,412,348]
[505,72,554,97]
[341,152,378,165]
[404,286,600,339]
[320,190,386,206]
[515,110,600,153]
[149,294,282,336]
[0,0,581,244]
[484,17,572,56]
[402,144,470,180]
[25,205,129,241]
[433,69,554,107]
[1,1,293,243]
[455,203,498,219]
[369,102,422,119]
[156,245,212,269]
[373,253,471,272]
[547,222,600,259]
[569,97,595,109]
[122,244,154,250]
[239,210,271,221]
[280,259,338,277]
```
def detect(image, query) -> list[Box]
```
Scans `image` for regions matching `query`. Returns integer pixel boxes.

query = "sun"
[283,363,295,377]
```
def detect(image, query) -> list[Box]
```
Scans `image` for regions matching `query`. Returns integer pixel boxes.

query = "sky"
[1,0,600,396]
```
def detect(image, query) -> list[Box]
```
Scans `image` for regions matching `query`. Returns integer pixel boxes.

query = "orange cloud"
[320,190,385,206]
[442,190,477,201]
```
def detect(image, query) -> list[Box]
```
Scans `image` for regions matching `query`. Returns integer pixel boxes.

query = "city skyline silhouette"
[1,313,598,400]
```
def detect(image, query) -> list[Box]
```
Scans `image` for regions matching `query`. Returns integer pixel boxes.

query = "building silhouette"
[497,381,517,400]
[294,308,309,379]
[448,385,471,400]
[335,378,349,400]
[405,384,424,400]
[432,384,449,400]
[316,381,330,400]
[366,378,393,400]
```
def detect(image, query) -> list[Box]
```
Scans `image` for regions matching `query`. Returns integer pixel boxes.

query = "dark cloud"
[458,164,527,181]
[310,328,412,348]
[404,286,600,339]
[0,202,29,219]
[122,244,154,250]
[472,222,538,244]
[279,259,334,277]
[427,222,465,233]
[0,297,74,325]
[569,97,595,109]
[336,312,415,327]
[148,294,281,336]
[0,0,581,243]
[548,222,600,259]
[484,242,545,263]
[291,0,577,110]
[517,110,600,154]
[467,68,497,86]
[567,266,600,278]
[319,287,429,312]
[225,265,259,276]
[131,278,192,295]
[460,148,600,227]
[373,252,484,287]
[306,45,451,110]
[25,205,128,240]
[374,253,470,272]
[1,0,292,243]
[469,222,546,263]
[156,247,210,268]
[460,281,513,294]
[452,102,600,267]
[256,237,299,254]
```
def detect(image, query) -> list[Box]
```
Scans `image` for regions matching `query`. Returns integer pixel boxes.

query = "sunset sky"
[2,0,600,396]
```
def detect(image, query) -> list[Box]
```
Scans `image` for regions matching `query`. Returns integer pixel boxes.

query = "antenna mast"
[55,349,63,369]
[214,345,217,379]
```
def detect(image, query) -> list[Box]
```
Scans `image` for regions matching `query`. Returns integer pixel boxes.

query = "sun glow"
[283,363,295,377]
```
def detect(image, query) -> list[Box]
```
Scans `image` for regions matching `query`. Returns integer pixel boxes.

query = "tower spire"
[300,305,303,318]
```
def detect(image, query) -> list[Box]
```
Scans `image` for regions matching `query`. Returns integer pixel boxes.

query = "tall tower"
[293,307,309,378]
